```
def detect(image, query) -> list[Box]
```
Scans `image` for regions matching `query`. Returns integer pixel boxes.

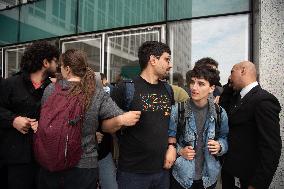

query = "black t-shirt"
[111,76,173,173]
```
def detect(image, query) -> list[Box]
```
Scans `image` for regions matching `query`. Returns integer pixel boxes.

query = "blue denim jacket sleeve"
[168,104,178,137]
[217,107,229,156]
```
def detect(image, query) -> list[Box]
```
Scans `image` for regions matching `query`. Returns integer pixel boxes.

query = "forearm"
[168,137,176,144]
[101,115,123,133]
[102,111,141,133]
[164,137,177,169]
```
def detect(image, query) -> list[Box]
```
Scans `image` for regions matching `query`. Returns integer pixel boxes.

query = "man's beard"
[43,68,57,79]
[159,71,170,81]
[162,73,170,81]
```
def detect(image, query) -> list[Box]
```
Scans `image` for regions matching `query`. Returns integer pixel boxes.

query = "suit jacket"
[223,85,281,189]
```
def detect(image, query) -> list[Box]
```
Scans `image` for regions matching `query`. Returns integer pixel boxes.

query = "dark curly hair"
[187,65,220,86]
[20,40,59,73]
[194,57,219,69]
[138,41,171,71]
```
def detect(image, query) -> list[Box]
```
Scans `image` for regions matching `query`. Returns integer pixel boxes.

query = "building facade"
[0,0,283,188]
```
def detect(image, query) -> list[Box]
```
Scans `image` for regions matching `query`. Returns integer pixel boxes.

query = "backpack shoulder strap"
[161,81,175,105]
[176,101,186,141]
[47,82,63,98]
[214,103,222,139]
[124,79,134,111]
[54,82,61,91]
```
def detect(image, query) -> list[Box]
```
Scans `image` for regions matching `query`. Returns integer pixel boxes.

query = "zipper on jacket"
[64,134,68,166]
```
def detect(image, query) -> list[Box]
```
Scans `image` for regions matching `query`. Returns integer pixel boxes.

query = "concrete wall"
[253,0,284,188]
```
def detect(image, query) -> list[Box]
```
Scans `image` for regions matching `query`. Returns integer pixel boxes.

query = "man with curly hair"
[0,40,59,189]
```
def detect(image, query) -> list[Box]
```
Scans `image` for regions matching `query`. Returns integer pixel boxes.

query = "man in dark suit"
[221,61,281,189]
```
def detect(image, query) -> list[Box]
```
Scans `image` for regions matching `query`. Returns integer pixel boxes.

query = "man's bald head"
[230,61,257,90]
[238,61,257,80]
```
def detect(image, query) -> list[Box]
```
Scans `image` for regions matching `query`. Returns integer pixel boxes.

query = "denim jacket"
[168,99,229,189]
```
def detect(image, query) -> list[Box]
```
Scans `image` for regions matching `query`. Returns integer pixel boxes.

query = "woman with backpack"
[35,49,141,189]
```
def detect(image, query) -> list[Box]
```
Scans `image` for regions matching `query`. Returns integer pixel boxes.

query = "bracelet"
[168,143,177,148]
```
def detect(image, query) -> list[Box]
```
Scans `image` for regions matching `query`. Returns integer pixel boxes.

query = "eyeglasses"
[155,56,171,63]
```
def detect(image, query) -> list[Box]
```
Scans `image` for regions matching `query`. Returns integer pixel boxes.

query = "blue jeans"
[98,153,118,189]
[117,169,169,189]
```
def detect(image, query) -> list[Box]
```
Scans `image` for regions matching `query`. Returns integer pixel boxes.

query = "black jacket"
[223,85,281,189]
[0,71,51,164]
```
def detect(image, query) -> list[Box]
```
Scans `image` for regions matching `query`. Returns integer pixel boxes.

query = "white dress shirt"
[240,81,258,99]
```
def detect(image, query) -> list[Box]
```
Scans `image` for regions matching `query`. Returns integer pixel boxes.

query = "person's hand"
[179,146,195,160]
[119,111,141,126]
[208,139,221,155]
[12,116,35,134]
[214,96,220,104]
[163,145,176,169]
[96,132,104,144]
[248,186,255,189]
[30,120,38,133]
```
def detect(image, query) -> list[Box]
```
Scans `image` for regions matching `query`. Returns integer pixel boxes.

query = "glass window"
[0,8,19,46]
[168,0,250,21]
[168,14,249,86]
[5,48,25,78]
[106,27,160,84]
[62,37,102,73]
[78,0,164,33]
[19,0,76,43]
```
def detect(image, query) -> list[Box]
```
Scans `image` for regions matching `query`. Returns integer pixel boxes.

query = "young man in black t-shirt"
[110,41,176,189]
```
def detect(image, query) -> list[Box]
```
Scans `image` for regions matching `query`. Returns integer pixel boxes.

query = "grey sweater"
[42,80,123,168]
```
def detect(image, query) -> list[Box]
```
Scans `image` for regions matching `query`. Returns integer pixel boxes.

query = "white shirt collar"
[240,81,258,99]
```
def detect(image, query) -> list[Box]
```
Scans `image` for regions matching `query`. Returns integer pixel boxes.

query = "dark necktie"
[229,93,241,115]
[236,93,241,105]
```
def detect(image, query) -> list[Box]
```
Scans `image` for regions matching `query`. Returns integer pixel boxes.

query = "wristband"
[168,143,177,148]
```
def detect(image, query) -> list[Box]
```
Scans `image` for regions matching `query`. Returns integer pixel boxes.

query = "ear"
[241,67,246,76]
[43,59,49,68]
[65,66,72,74]
[209,85,215,94]
[149,55,157,66]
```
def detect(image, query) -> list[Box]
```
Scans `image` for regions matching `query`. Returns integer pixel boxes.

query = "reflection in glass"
[78,0,164,33]
[168,0,249,21]
[5,48,25,78]
[169,14,249,85]
[0,8,19,45]
[62,38,101,73]
[168,21,192,86]
[106,28,160,83]
[20,0,76,42]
